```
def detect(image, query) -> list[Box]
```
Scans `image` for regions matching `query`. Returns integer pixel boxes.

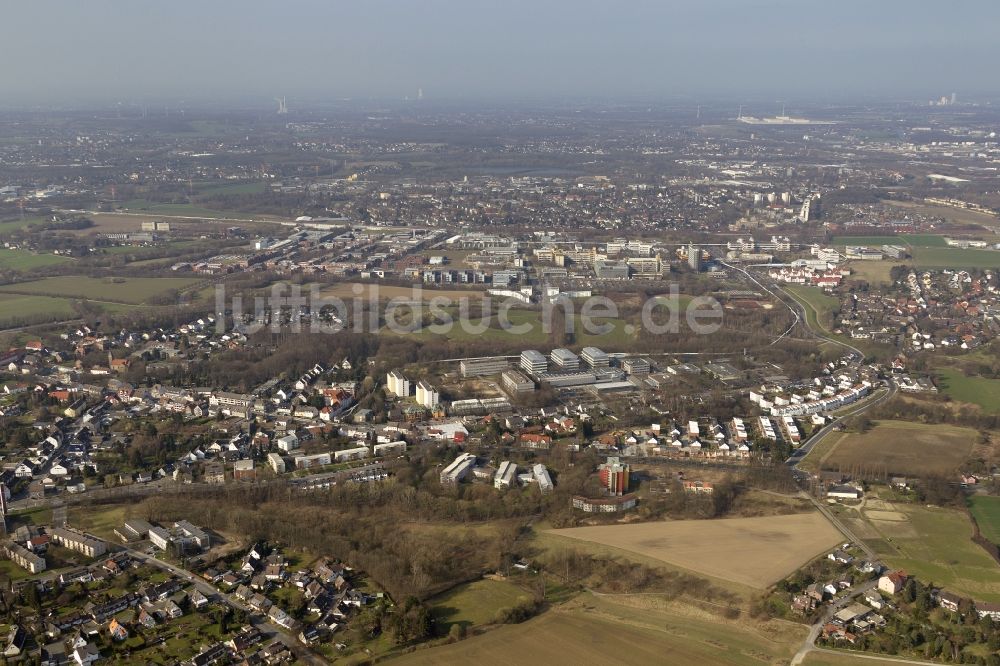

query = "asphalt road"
[805,494,875,559]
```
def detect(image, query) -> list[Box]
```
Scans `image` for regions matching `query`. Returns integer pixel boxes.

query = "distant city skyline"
[4,0,999,105]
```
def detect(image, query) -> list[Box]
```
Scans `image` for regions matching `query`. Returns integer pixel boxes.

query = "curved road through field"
[774,281,866,359]
[797,646,944,665]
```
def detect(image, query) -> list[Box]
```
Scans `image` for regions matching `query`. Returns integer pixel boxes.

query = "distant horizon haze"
[4,0,998,106]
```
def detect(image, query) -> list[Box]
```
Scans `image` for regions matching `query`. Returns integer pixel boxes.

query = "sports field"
[320,282,482,301]
[937,368,1000,413]
[911,246,1000,270]
[970,496,1000,544]
[545,512,841,588]
[844,261,900,286]
[392,593,807,666]
[832,234,947,248]
[811,420,975,477]
[0,276,201,304]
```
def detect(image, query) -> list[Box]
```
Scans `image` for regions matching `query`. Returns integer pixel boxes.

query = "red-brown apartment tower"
[598,457,630,496]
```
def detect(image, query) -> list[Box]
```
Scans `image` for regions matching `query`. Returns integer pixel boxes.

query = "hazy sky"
[5,0,998,105]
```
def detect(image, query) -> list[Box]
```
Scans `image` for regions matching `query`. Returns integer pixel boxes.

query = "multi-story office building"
[581,346,609,369]
[520,350,548,376]
[550,348,580,370]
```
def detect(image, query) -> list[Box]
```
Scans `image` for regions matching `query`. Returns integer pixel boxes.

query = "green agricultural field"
[119,199,227,218]
[195,181,267,196]
[396,308,547,345]
[911,246,1000,270]
[397,308,638,348]
[832,234,947,248]
[851,501,1000,602]
[413,249,480,269]
[970,496,1000,544]
[886,200,1000,229]
[937,368,1000,413]
[531,524,759,600]
[0,216,49,235]
[783,285,840,332]
[0,248,73,271]
[845,261,903,286]
[0,276,202,304]
[0,292,142,329]
[0,293,76,325]
[574,315,637,348]
[545,513,840,590]
[429,578,533,632]
[805,420,976,477]
[393,593,807,666]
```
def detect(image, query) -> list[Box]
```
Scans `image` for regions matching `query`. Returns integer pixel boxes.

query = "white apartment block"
[415,381,439,409]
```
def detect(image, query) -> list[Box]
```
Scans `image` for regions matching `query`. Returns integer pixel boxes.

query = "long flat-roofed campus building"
[494,461,517,489]
[460,356,510,377]
[533,464,553,492]
[440,453,477,484]
[501,369,535,394]
[115,519,153,543]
